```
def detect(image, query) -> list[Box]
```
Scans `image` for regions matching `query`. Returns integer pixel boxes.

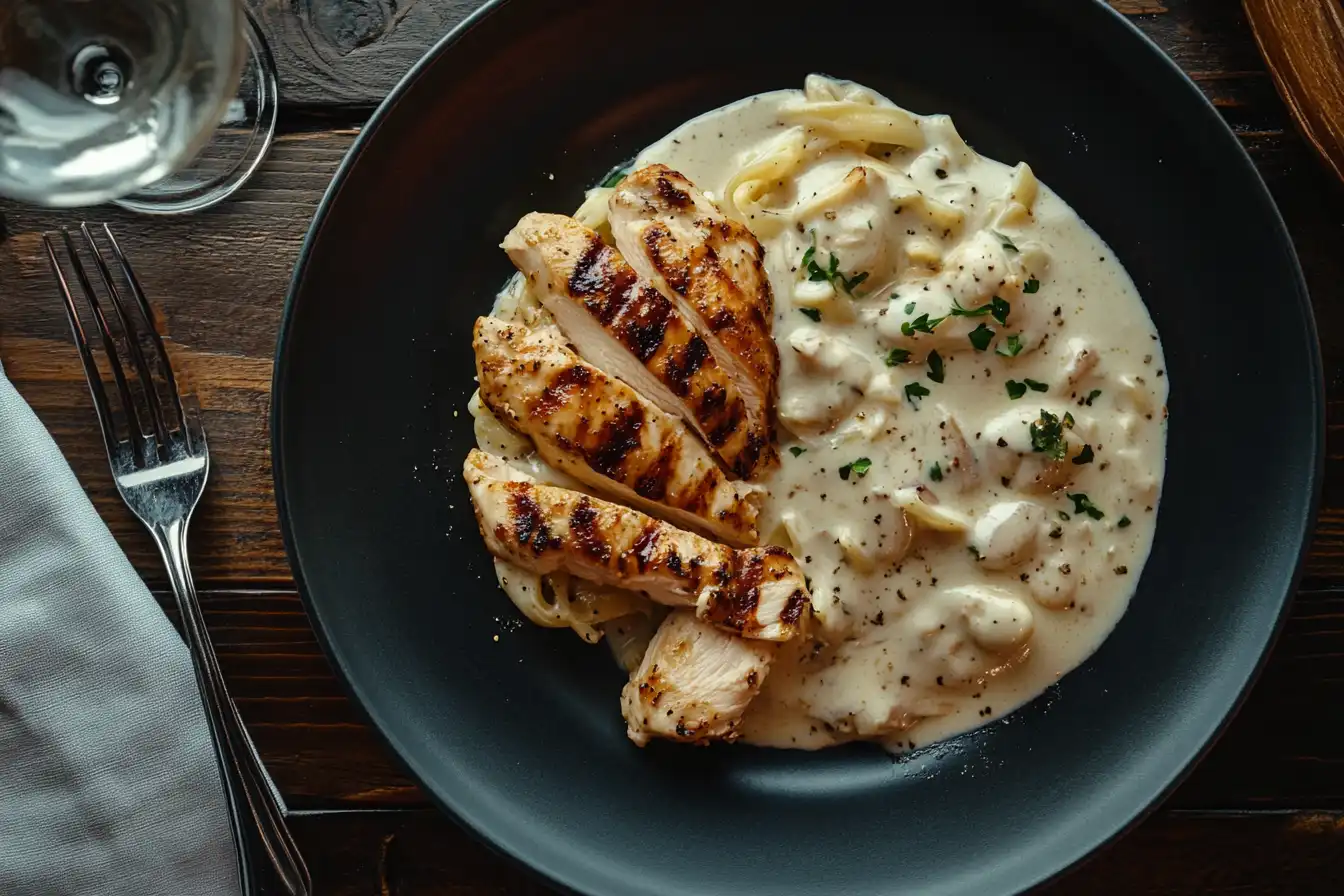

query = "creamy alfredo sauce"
[628,77,1169,751]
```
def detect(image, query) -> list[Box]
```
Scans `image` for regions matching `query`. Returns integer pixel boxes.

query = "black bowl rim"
[270,1,1324,892]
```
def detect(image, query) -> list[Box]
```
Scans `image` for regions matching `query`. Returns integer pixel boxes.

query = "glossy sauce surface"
[631,77,1169,750]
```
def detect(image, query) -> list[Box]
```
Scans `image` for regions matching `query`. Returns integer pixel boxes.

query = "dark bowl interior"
[272,1,1321,894]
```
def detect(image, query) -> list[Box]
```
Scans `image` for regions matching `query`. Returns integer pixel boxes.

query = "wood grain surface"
[1244,0,1344,184]
[1,0,1341,892]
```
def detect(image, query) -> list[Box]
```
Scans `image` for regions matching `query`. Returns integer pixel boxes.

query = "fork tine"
[182,394,208,455]
[43,233,120,457]
[99,223,196,455]
[78,222,172,452]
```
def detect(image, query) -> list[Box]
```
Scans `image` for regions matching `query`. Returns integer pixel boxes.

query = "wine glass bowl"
[0,0,275,212]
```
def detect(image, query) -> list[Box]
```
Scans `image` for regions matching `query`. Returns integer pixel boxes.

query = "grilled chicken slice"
[621,610,774,746]
[473,316,759,545]
[607,165,779,448]
[502,213,774,480]
[464,450,811,641]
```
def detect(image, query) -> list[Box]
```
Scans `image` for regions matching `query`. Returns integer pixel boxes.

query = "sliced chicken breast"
[473,316,759,546]
[607,165,779,445]
[620,610,775,746]
[502,212,775,481]
[464,450,811,641]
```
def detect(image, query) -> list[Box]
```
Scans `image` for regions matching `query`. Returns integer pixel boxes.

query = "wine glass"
[0,0,278,213]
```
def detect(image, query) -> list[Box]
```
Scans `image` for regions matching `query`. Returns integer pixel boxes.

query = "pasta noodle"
[492,562,650,645]
[604,608,668,673]
[722,126,807,234]
[778,100,924,151]
[573,185,614,237]
[994,162,1039,227]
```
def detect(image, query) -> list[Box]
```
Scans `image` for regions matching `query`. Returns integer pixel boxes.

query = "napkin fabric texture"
[0,360,241,896]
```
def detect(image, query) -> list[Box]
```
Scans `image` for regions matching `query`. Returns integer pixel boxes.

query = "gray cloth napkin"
[0,360,241,896]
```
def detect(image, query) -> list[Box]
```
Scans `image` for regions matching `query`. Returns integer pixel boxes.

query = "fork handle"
[156,518,313,896]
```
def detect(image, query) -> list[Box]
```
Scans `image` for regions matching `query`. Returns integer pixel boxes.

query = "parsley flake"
[904,301,917,314]
[991,229,1019,253]
[1029,409,1068,461]
[949,296,1010,324]
[1085,389,1102,406]
[1005,379,1027,400]
[885,347,912,366]
[1023,278,1040,294]
[1067,493,1105,520]
[968,323,994,351]
[1118,515,1132,529]
[1025,378,1048,392]
[799,307,821,322]
[950,298,992,318]
[927,350,945,383]
[1058,510,1071,521]
[905,381,931,402]
[803,231,868,294]
[902,312,945,336]
[839,457,872,481]
[990,296,1011,325]
[599,166,630,189]
[995,334,1024,357]
[1072,444,1095,465]
[789,446,807,457]
[930,462,943,482]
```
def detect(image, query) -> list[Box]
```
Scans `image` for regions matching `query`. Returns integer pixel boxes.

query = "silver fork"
[44,223,312,896]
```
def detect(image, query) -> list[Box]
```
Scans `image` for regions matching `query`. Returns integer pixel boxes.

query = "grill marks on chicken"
[464,451,810,642]
[608,165,779,455]
[621,610,775,746]
[469,164,820,744]
[503,213,773,480]
[472,316,759,545]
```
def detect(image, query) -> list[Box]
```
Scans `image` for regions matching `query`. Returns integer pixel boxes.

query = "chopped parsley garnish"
[991,296,1011,325]
[1072,444,1095,465]
[991,229,1019,253]
[905,381,931,402]
[1005,379,1027,400]
[885,347,912,366]
[1058,510,1071,521]
[930,462,943,482]
[1025,378,1048,392]
[950,296,1010,325]
[789,446,807,457]
[927,350,945,383]
[1029,409,1068,461]
[1023,277,1040,294]
[799,307,822,322]
[1062,411,1075,428]
[902,312,945,336]
[1085,389,1102,406]
[968,545,982,560]
[904,301,917,314]
[1118,515,1132,529]
[950,298,992,318]
[968,323,994,351]
[839,457,872,481]
[1067,493,1105,520]
[803,232,868,294]
[599,166,630,188]
[995,334,1024,357]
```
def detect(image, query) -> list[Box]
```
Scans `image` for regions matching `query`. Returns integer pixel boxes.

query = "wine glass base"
[113,9,277,215]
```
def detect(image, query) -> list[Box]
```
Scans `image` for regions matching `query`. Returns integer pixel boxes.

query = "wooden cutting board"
[1243,0,1344,184]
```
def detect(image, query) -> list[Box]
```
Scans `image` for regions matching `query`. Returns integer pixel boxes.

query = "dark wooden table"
[2,1,1342,892]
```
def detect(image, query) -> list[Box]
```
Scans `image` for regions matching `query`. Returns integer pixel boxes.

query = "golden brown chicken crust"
[464,450,810,641]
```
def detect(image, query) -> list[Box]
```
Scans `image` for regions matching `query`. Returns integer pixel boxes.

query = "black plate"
[272,1,1322,893]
